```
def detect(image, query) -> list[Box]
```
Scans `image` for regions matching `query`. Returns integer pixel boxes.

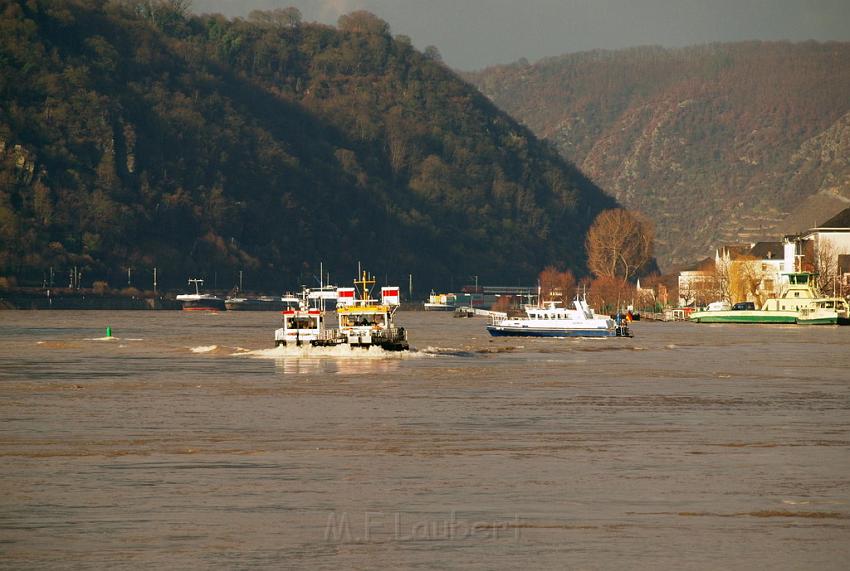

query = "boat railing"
[316,329,346,342]
[373,327,407,343]
[316,326,407,343]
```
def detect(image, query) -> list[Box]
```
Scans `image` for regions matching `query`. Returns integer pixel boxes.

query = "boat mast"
[354,270,375,302]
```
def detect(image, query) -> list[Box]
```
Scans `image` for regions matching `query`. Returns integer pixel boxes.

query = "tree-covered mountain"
[465,42,850,269]
[0,0,615,292]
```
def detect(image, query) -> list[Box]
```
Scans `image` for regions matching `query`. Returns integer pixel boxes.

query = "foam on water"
[418,346,474,357]
[237,344,421,360]
[191,345,219,353]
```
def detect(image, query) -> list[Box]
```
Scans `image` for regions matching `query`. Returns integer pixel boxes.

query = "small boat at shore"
[486,296,632,338]
[176,279,226,311]
[690,272,850,325]
[424,291,457,311]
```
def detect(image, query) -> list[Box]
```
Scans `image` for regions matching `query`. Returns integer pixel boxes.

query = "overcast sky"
[193,0,850,70]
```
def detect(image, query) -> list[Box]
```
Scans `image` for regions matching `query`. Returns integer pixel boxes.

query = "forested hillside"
[466,42,850,269]
[0,0,615,292]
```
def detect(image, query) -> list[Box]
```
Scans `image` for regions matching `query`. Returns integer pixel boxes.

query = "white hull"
[424,303,454,311]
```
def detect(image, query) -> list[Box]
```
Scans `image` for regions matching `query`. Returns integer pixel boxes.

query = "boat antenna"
[355,270,375,302]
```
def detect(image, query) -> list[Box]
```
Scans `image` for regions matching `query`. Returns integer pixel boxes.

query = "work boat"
[312,272,409,351]
[274,303,325,347]
[487,296,632,338]
[176,278,226,311]
[273,291,329,347]
[690,272,850,325]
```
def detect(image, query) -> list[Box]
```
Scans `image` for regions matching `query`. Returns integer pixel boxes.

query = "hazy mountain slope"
[0,0,615,291]
[466,42,850,268]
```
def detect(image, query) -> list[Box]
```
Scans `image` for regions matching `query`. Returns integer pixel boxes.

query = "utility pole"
[239,270,243,292]
[409,273,413,301]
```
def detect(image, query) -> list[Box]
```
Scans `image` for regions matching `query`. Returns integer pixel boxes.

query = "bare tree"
[713,254,732,303]
[128,0,192,28]
[249,7,302,29]
[677,277,695,307]
[338,11,390,35]
[585,208,654,281]
[814,239,839,295]
[423,45,443,63]
[538,266,576,305]
[587,276,635,314]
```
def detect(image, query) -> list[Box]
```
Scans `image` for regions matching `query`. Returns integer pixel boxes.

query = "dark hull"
[225,299,288,311]
[181,298,226,311]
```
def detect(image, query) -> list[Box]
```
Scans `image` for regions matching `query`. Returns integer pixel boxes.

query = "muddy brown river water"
[1,310,848,569]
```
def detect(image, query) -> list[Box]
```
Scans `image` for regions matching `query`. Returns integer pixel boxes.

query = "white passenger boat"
[486,296,632,338]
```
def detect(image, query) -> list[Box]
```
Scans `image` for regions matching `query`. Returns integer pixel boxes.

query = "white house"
[791,207,850,292]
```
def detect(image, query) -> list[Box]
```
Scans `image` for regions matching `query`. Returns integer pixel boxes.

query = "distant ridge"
[465,41,850,269]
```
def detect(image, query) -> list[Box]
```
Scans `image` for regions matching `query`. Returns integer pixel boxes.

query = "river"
[1,310,848,569]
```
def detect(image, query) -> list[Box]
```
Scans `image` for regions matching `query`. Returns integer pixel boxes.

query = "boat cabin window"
[286,316,318,329]
[341,314,386,327]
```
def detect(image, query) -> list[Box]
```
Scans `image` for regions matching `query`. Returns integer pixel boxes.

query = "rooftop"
[818,207,850,229]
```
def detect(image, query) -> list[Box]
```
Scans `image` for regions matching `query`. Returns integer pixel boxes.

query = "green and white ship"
[690,272,850,325]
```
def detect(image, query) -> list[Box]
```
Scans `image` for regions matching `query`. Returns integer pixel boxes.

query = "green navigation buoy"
[106,326,112,338]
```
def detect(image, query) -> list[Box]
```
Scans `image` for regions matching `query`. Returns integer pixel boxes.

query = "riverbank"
[0,291,181,310]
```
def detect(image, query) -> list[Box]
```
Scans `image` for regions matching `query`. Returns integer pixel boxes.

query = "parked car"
[732,301,755,311]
